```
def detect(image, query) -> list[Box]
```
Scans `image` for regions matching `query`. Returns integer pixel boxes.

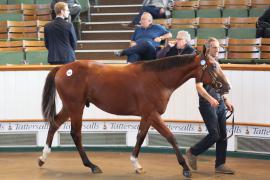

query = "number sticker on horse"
[66,69,73,76]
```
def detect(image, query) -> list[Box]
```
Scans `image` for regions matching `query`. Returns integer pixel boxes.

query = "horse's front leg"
[38,108,69,167]
[69,109,102,174]
[131,118,151,174]
[150,112,192,178]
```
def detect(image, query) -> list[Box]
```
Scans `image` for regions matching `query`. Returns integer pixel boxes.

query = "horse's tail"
[42,66,60,124]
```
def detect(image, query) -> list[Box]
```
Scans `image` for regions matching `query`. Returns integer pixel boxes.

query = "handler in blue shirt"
[114,12,172,63]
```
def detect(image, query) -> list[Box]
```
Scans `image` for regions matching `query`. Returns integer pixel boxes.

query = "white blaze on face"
[66,69,73,77]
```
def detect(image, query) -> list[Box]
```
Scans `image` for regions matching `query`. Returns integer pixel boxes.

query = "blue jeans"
[190,101,227,168]
[132,6,165,25]
[123,41,157,63]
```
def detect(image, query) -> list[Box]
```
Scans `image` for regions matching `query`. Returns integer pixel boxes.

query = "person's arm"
[223,95,234,112]
[154,32,172,42]
[44,26,49,50]
[160,32,172,40]
[154,25,172,42]
[130,28,138,46]
[69,24,77,50]
[196,82,219,108]
[156,45,171,59]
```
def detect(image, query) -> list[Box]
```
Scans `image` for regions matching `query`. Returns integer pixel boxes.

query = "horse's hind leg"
[38,108,69,167]
[130,118,151,173]
[69,106,102,173]
[150,112,191,178]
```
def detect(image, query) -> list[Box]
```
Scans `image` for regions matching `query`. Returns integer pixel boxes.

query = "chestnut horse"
[38,54,230,178]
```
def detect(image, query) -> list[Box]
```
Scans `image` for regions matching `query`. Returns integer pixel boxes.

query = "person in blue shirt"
[114,12,172,63]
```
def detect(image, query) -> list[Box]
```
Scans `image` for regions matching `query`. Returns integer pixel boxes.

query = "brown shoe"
[215,164,235,174]
[186,148,197,170]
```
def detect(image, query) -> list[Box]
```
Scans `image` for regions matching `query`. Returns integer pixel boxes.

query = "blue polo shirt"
[131,24,169,47]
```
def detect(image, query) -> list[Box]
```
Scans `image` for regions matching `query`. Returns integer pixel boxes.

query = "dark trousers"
[132,6,165,25]
[123,41,157,63]
[190,102,227,168]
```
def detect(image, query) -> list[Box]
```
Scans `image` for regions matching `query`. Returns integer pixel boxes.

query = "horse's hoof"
[135,168,145,174]
[183,169,192,178]
[92,166,103,174]
[38,159,45,167]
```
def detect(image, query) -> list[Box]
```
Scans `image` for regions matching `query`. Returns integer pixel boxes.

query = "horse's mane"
[142,54,196,71]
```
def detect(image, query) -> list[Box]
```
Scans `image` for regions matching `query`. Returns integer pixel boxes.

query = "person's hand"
[224,99,234,112]
[209,97,219,108]
[168,40,176,47]
[159,8,165,15]
[130,41,136,47]
[154,37,162,42]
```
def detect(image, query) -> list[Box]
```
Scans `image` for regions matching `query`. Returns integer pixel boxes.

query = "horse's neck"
[157,62,198,90]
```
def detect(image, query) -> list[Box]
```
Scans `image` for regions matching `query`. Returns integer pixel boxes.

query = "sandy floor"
[0,151,269,180]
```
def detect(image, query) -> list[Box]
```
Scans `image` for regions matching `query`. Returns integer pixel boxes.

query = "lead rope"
[224,109,235,140]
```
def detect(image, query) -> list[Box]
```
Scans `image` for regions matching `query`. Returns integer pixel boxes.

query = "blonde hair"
[54,2,67,15]
[176,30,191,43]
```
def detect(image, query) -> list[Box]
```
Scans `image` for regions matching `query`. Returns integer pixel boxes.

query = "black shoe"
[114,50,124,57]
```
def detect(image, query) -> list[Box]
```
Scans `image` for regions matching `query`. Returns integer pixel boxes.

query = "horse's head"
[195,54,231,94]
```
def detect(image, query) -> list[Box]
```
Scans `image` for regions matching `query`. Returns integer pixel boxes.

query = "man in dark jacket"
[45,2,77,64]
[157,30,195,58]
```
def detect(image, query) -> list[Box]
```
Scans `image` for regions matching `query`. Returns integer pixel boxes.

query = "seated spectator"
[51,0,81,22]
[256,6,270,38]
[122,0,174,28]
[157,30,195,59]
[114,12,172,63]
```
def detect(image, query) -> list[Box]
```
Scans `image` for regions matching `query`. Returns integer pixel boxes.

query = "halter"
[225,109,235,140]
[199,58,224,94]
